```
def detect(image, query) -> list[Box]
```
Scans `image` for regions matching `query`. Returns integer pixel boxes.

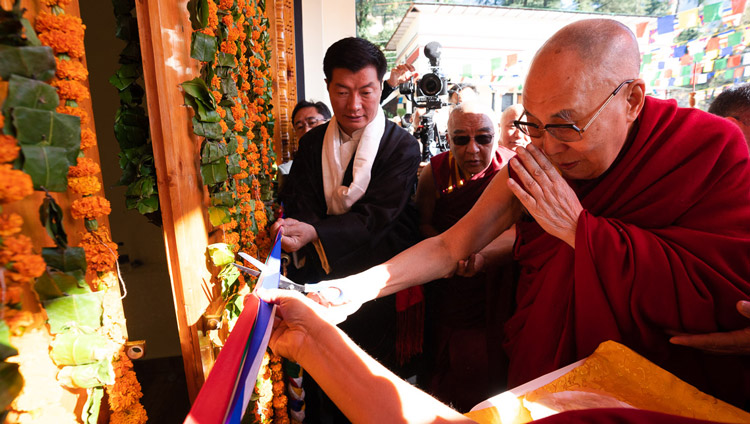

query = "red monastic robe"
[506,96,750,407]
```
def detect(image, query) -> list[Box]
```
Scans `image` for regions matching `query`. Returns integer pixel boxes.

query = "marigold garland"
[70,195,111,220]
[0,134,20,163]
[79,228,118,274]
[0,164,34,204]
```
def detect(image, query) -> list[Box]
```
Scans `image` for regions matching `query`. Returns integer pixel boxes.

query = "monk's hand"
[507,144,583,248]
[258,289,332,362]
[275,218,318,252]
[453,253,486,278]
[669,300,750,355]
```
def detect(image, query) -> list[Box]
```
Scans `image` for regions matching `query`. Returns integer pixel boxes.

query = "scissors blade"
[234,255,304,291]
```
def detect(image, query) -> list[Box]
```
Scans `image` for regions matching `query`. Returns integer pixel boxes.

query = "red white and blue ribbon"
[185,234,282,424]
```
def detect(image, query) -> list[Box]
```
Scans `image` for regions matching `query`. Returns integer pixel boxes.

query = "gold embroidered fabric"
[464,340,750,424]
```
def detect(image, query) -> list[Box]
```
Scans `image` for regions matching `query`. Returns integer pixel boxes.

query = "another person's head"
[708,83,750,146]
[447,102,498,176]
[292,100,331,141]
[499,104,530,151]
[449,83,478,105]
[518,19,645,180]
[323,37,387,136]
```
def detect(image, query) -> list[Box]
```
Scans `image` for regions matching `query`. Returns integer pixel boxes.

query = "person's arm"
[669,300,750,354]
[315,166,521,305]
[453,225,516,277]
[415,162,439,238]
[260,289,473,423]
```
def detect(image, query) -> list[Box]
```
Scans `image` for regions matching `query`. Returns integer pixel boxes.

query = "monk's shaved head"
[534,19,640,88]
[448,101,498,134]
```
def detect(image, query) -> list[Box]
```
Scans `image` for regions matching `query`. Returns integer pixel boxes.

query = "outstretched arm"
[260,289,474,424]
[670,301,750,354]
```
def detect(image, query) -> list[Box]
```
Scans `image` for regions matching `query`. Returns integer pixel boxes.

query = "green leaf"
[114,15,138,41]
[0,322,18,361]
[187,0,209,30]
[117,82,144,104]
[50,332,111,366]
[190,31,217,62]
[220,76,238,98]
[20,18,41,46]
[42,247,86,273]
[13,107,80,150]
[207,243,234,266]
[200,160,228,185]
[34,270,90,301]
[208,206,230,226]
[82,387,103,424]
[226,152,241,175]
[216,52,235,67]
[43,291,105,334]
[182,77,217,121]
[39,195,68,247]
[112,0,135,15]
[136,195,158,214]
[211,191,234,206]
[108,63,140,90]
[192,118,223,140]
[0,363,23,411]
[57,359,114,388]
[219,263,240,298]
[3,75,59,129]
[201,140,228,164]
[0,46,54,80]
[21,145,71,192]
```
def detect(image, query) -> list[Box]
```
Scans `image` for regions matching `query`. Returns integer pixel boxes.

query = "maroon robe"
[421,147,516,412]
[506,96,750,408]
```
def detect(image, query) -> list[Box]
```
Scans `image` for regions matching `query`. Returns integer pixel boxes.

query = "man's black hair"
[709,83,750,121]
[292,100,332,123]
[323,37,387,82]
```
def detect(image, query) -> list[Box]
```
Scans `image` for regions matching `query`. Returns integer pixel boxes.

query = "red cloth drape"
[505,97,750,407]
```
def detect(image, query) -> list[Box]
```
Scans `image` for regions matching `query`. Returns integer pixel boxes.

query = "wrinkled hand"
[258,289,331,362]
[669,301,750,355]
[507,144,583,248]
[270,217,318,252]
[387,63,417,88]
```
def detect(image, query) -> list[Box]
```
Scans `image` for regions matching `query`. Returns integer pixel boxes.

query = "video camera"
[399,41,451,161]
[398,41,450,110]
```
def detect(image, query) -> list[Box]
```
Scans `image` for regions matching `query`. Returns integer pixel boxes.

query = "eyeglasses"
[294,117,323,132]
[451,133,495,146]
[513,79,635,142]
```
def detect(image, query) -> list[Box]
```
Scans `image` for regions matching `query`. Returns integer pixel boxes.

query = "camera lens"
[419,73,443,96]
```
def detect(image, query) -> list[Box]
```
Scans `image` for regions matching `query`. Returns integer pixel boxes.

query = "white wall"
[301,0,356,107]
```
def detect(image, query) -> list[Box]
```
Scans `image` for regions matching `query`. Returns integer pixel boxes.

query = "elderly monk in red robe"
[293,18,750,411]
[414,102,516,411]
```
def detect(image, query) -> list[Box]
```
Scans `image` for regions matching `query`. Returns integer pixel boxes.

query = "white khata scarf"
[322,108,385,215]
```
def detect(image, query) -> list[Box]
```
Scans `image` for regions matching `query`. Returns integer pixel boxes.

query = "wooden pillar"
[134,0,212,401]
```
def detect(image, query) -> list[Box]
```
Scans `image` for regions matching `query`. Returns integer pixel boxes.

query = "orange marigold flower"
[68,157,101,177]
[211,90,222,102]
[219,220,238,231]
[71,195,111,220]
[233,120,243,132]
[80,228,118,272]
[52,79,90,102]
[233,171,249,180]
[36,13,86,58]
[44,0,73,6]
[225,231,240,246]
[216,106,226,118]
[199,27,215,37]
[0,235,33,261]
[220,40,237,55]
[238,159,248,169]
[4,285,22,305]
[211,75,221,90]
[56,105,89,125]
[9,254,46,281]
[68,176,101,196]
[0,134,20,163]
[227,27,241,42]
[80,128,97,150]
[0,114,4,129]
[0,165,34,203]
[0,213,23,237]
[219,120,229,133]
[110,402,147,424]
[207,0,219,30]
[251,30,260,40]
[221,15,233,26]
[55,58,88,81]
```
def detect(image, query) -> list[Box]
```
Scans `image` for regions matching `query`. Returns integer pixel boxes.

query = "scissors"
[234,252,346,302]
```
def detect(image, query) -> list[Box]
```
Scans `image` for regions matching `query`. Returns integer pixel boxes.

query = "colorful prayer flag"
[734,67,745,78]
[678,8,700,29]
[705,37,720,51]
[462,64,472,78]
[681,65,692,76]
[673,45,688,57]
[636,21,649,38]
[680,55,693,65]
[728,55,742,68]
[732,0,747,15]
[721,46,733,57]
[715,58,728,70]
[507,54,518,67]
[702,2,721,22]
[491,57,503,73]
[643,53,653,64]
[693,52,704,62]
[657,15,675,34]
[728,31,743,46]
